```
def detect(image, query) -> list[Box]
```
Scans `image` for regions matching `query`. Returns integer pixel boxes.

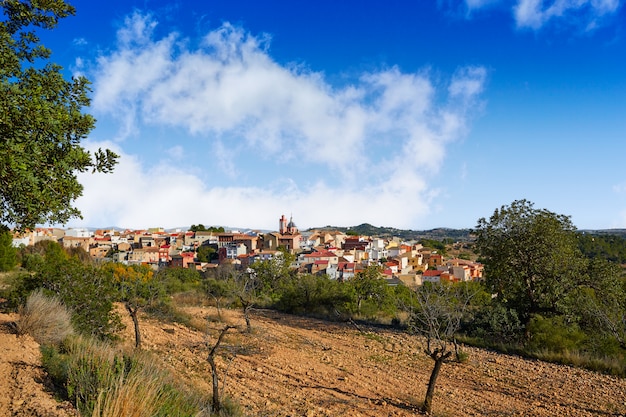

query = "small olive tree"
[232,268,258,333]
[102,262,163,348]
[409,282,476,414]
[206,324,238,413]
[204,264,258,332]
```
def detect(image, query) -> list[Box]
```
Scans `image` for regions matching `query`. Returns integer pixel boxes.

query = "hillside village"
[11,214,483,287]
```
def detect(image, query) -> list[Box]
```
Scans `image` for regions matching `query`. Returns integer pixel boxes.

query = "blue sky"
[39,0,626,231]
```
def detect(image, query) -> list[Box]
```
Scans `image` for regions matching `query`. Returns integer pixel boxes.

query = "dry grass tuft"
[91,366,164,417]
[172,290,209,307]
[63,336,210,417]
[17,289,73,346]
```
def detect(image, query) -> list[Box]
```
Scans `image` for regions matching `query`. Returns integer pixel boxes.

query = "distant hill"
[308,225,626,243]
[309,223,474,242]
[66,225,626,242]
[579,229,626,239]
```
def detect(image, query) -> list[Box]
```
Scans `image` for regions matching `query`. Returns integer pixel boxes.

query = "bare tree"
[207,324,238,413]
[208,292,224,321]
[205,265,258,332]
[409,282,476,414]
[231,269,258,333]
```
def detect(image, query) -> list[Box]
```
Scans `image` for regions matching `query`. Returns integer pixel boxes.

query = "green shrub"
[1,270,38,310]
[48,258,123,340]
[462,303,523,345]
[40,344,70,396]
[156,267,202,294]
[275,274,353,317]
[526,314,587,353]
[65,337,121,415]
[455,349,469,363]
[7,241,122,340]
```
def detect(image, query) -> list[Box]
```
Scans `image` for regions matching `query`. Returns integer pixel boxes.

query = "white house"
[65,228,91,238]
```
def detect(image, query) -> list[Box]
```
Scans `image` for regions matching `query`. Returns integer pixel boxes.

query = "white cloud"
[71,57,85,78]
[73,37,88,46]
[71,142,435,230]
[460,0,621,30]
[513,0,621,30]
[465,0,503,11]
[449,66,487,99]
[613,183,626,194]
[166,145,185,161]
[75,13,487,230]
[117,11,159,46]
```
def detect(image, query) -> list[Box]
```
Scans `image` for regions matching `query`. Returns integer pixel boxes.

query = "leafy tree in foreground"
[474,199,586,325]
[0,0,118,230]
[0,227,17,271]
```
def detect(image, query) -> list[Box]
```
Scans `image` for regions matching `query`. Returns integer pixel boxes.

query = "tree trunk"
[243,305,252,333]
[126,303,141,349]
[423,356,444,414]
[215,296,223,321]
[208,355,221,413]
[207,325,236,413]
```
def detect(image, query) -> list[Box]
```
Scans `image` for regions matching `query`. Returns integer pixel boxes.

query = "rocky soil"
[124,306,626,417]
[0,313,77,417]
[1,305,626,416]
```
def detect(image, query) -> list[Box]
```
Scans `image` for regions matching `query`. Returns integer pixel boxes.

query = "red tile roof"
[304,250,336,258]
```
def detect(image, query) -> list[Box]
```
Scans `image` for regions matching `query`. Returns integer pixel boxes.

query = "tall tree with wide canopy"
[1,0,117,230]
[474,199,586,324]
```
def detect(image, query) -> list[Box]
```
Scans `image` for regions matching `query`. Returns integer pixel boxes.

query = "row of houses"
[12,215,483,286]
